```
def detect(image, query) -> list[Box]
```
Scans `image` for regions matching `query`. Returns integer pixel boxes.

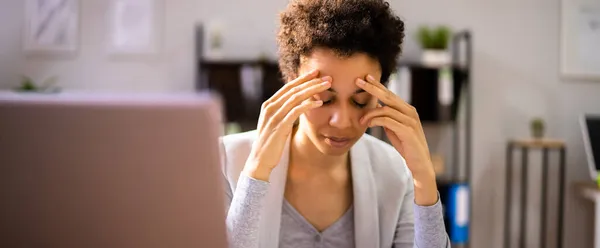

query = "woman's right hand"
[243,69,332,181]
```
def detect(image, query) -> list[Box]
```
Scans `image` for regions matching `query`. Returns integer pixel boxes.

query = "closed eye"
[352,93,371,109]
[321,98,368,108]
[353,100,367,108]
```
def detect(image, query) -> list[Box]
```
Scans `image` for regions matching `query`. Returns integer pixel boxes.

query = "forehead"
[299,48,381,94]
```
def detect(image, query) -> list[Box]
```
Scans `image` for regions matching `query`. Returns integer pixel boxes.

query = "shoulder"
[219,130,259,187]
[358,134,413,186]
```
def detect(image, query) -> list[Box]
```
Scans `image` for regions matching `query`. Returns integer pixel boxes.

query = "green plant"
[530,117,545,138]
[416,25,452,50]
[210,31,223,50]
[14,75,60,93]
[17,76,38,91]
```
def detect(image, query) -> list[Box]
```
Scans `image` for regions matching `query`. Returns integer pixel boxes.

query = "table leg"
[595,200,600,248]
[520,147,529,248]
[558,148,565,248]
[540,148,548,248]
[505,144,513,248]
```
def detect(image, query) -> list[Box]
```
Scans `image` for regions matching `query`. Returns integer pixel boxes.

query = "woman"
[220,0,451,247]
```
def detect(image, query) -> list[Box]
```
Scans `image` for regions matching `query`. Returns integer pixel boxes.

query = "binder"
[446,183,469,243]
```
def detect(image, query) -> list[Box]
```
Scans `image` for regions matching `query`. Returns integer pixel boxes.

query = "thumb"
[385,127,403,155]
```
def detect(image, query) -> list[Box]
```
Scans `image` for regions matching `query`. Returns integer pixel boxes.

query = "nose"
[329,105,352,129]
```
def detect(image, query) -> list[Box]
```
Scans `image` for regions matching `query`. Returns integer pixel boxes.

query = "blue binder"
[446,183,469,243]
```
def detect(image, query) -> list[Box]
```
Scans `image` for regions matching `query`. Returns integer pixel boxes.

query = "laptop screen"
[586,116,600,172]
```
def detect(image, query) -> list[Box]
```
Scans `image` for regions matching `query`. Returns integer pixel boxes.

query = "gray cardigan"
[220,131,451,248]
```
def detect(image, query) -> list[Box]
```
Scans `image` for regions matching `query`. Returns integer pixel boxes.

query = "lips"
[323,135,352,148]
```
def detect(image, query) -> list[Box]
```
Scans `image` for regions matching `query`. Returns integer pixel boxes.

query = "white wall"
[394,0,600,247]
[2,0,600,247]
[0,0,200,92]
[0,0,288,92]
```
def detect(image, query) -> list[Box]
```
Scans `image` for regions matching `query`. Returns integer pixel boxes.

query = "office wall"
[1,0,599,247]
[0,0,200,92]
[394,0,600,247]
[0,0,288,91]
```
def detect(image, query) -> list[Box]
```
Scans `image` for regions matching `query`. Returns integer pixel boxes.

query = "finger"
[368,116,415,142]
[266,69,319,105]
[356,76,415,118]
[360,106,418,130]
[365,74,390,93]
[279,100,323,128]
[362,106,428,148]
[384,127,403,154]
[274,76,331,108]
[261,77,330,129]
[273,80,331,122]
[366,75,423,121]
[356,77,402,111]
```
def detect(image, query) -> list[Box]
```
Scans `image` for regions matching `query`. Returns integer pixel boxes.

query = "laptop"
[0,92,228,248]
[581,113,600,180]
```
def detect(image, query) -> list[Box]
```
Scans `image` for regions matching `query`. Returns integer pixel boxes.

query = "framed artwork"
[107,0,163,56]
[560,0,600,80]
[23,0,80,54]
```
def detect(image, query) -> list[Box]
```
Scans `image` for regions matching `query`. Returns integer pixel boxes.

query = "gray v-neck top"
[227,174,449,248]
[279,200,355,248]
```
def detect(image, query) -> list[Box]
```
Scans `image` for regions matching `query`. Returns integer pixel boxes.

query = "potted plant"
[14,76,60,93]
[416,25,452,66]
[209,30,223,58]
[204,21,225,60]
[530,117,545,139]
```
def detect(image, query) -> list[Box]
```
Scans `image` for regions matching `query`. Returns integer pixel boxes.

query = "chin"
[313,134,359,156]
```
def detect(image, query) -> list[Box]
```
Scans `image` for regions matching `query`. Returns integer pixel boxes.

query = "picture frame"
[106,0,163,56]
[560,0,600,80]
[23,0,80,54]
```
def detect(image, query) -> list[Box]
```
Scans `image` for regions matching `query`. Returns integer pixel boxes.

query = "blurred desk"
[576,181,600,248]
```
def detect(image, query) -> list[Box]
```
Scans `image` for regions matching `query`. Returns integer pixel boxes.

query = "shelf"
[200,58,469,74]
[200,59,278,67]
[436,178,469,186]
[398,60,469,73]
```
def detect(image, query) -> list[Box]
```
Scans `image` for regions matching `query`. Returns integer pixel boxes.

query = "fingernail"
[356,78,366,85]
[367,75,375,81]
[321,81,331,86]
[321,76,332,82]
[314,100,323,106]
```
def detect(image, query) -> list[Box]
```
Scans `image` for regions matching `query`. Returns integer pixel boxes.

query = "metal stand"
[504,139,566,248]
[451,30,472,248]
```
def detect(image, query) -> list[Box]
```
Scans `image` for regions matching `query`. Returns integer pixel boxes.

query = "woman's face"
[296,48,382,156]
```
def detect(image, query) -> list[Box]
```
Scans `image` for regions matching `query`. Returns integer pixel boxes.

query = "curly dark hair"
[276,0,405,84]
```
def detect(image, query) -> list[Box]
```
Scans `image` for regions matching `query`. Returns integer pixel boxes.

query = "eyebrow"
[326,88,366,94]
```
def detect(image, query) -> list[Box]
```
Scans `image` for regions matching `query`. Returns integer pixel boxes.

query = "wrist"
[413,170,438,206]
[412,167,436,183]
[243,164,273,182]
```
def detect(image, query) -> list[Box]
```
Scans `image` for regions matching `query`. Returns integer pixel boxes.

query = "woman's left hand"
[356,75,439,206]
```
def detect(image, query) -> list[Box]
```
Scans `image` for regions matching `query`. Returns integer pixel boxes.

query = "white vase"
[421,49,451,67]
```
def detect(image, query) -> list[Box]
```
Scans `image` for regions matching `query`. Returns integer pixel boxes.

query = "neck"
[290,126,349,172]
